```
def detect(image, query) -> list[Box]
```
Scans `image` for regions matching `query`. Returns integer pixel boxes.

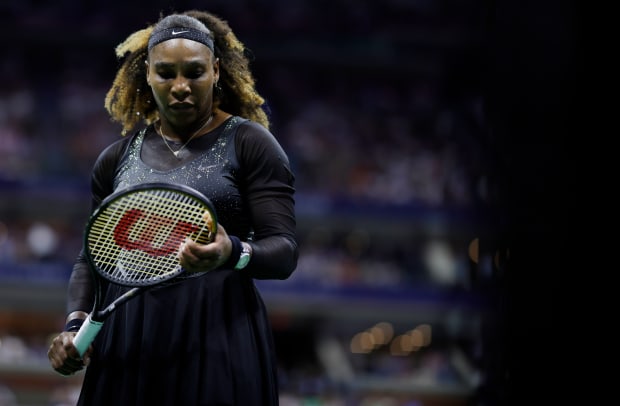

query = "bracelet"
[64,318,84,333]
[221,236,242,269]
[234,242,252,270]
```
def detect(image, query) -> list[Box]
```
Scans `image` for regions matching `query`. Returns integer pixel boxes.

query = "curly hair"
[104,10,269,136]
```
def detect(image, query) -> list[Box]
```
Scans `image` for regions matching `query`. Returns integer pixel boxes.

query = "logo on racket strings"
[113,209,200,256]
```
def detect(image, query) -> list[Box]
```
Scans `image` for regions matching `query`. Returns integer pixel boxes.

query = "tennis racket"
[72,182,218,357]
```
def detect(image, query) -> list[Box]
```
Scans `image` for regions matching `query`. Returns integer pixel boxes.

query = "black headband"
[148,27,214,52]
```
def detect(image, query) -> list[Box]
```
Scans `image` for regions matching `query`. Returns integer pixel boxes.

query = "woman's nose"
[171,76,190,98]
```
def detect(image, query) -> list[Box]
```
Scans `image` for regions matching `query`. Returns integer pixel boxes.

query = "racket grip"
[73,314,103,357]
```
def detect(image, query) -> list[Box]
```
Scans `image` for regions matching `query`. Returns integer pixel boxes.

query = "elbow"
[250,237,299,280]
[276,250,298,280]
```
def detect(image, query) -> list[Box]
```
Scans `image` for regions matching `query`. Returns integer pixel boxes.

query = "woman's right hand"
[47,331,91,376]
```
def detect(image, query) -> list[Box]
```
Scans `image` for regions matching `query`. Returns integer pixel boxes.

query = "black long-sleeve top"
[66,116,298,314]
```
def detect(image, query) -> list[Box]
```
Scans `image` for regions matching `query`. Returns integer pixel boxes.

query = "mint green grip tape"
[73,314,103,357]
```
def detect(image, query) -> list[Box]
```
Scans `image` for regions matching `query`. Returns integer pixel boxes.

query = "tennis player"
[47,9,298,405]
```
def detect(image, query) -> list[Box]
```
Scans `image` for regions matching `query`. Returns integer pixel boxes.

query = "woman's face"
[146,38,219,130]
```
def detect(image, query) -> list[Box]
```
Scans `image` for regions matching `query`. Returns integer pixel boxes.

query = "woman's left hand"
[178,224,232,272]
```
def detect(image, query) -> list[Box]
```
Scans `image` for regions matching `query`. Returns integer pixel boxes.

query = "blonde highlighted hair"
[104,10,269,135]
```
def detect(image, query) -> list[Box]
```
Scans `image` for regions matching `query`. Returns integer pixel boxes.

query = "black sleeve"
[235,121,299,280]
[65,137,131,314]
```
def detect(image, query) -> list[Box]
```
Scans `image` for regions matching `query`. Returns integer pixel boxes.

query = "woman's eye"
[158,72,175,80]
[186,70,204,79]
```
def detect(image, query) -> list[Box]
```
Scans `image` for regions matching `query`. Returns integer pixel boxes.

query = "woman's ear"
[145,60,151,85]
[213,57,219,82]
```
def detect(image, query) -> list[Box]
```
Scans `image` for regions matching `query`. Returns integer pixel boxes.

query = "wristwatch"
[234,242,252,270]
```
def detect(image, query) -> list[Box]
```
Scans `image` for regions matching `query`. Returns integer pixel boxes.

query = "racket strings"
[87,188,215,286]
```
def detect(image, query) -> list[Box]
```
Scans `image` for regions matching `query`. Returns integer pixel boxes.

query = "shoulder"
[91,129,143,195]
[234,118,271,139]
[234,119,287,156]
[94,128,144,167]
[232,119,294,183]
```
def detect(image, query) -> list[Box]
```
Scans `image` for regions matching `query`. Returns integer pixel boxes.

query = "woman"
[47,10,298,405]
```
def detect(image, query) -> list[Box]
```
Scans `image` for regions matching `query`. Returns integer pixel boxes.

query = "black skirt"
[77,269,279,406]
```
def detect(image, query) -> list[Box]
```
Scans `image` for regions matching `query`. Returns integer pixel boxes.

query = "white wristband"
[234,242,252,270]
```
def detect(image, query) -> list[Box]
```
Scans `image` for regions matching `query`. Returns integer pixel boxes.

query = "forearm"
[66,252,95,314]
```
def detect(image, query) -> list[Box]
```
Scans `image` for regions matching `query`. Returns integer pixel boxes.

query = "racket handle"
[73,314,103,357]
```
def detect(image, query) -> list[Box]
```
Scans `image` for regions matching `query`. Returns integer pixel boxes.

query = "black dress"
[68,116,298,405]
